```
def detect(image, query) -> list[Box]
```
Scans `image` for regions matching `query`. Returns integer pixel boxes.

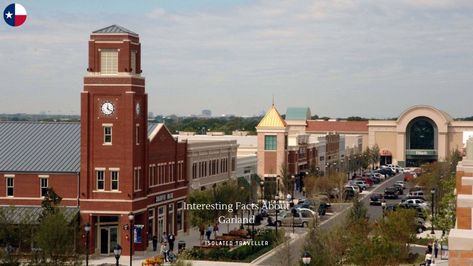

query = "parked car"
[296,208,320,220]
[272,209,316,227]
[405,195,426,202]
[295,200,331,216]
[409,190,425,197]
[352,180,367,191]
[394,181,406,189]
[360,177,374,187]
[345,185,361,194]
[373,172,386,180]
[400,198,428,210]
[384,187,399,199]
[377,168,395,177]
[392,184,404,195]
[370,193,384,205]
[404,171,417,181]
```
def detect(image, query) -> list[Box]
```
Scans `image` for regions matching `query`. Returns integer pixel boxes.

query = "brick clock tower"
[80,25,149,256]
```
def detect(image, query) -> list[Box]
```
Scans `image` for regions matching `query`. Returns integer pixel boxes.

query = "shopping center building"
[368,105,473,166]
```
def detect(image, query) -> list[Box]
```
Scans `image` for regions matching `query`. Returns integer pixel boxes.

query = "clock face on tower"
[101,102,115,116]
[136,103,141,115]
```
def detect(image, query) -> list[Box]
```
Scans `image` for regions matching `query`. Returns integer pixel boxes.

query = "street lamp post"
[114,244,122,266]
[381,201,386,219]
[251,206,255,239]
[240,186,245,229]
[292,198,298,234]
[128,212,134,266]
[291,175,295,195]
[276,177,280,199]
[302,251,312,266]
[431,188,436,234]
[260,180,264,202]
[84,223,91,266]
[275,195,280,236]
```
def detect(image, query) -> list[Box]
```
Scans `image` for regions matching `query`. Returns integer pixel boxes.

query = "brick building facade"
[0,25,189,256]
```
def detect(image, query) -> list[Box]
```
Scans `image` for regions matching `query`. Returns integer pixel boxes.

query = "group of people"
[199,223,219,242]
[424,240,441,266]
[152,232,177,262]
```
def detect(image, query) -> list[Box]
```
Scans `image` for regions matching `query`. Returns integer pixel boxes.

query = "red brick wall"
[88,34,141,74]
[0,173,78,206]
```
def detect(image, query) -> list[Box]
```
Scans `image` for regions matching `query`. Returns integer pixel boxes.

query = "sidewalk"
[88,222,264,265]
[411,229,449,266]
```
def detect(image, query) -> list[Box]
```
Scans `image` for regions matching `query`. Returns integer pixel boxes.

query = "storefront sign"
[406,149,437,156]
[155,192,174,203]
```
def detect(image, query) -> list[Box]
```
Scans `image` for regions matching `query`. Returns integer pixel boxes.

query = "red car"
[357,178,373,187]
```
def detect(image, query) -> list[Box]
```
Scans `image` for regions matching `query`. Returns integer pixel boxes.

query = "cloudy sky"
[1,0,473,118]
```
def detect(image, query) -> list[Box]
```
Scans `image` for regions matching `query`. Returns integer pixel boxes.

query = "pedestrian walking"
[161,232,168,243]
[152,235,158,252]
[168,233,175,251]
[434,240,439,259]
[199,224,205,241]
[161,241,170,262]
[425,251,432,266]
[159,241,167,261]
[213,223,219,238]
[206,224,212,241]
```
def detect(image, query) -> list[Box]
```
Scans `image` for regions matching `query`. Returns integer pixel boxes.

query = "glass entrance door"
[100,228,109,255]
[109,227,118,254]
[100,227,119,255]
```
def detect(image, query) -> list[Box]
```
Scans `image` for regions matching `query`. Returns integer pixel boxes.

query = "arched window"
[409,118,435,149]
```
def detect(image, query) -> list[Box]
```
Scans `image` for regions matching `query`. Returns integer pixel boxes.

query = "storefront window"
[177,201,184,232]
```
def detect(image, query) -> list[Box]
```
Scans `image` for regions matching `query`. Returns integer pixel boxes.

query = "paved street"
[360,173,405,221]
[254,173,403,266]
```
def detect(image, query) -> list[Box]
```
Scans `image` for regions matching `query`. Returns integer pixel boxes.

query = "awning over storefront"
[0,206,79,224]
[380,149,392,156]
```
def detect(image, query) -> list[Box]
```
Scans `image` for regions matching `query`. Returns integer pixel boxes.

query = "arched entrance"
[405,117,438,166]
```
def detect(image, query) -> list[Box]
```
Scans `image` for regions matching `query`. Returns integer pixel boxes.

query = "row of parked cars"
[343,167,399,200]
[371,185,430,233]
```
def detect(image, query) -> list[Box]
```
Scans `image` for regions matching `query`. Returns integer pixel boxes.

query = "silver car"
[273,209,316,227]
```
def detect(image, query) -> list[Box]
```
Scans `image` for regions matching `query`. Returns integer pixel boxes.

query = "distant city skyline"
[1,1,473,118]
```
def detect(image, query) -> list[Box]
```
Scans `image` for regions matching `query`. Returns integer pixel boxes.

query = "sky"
[1,0,473,118]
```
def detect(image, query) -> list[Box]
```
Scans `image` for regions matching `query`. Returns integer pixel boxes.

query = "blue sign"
[134,225,144,244]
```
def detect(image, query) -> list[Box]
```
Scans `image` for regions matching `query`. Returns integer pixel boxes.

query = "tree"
[375,209,417,261]
[34,211,80,265]
[370,145,380,169]
[40,188,63,219]
[187,189,215,228]
[303,221,349,265]
[187,180,250,228]
[279,163,292,196]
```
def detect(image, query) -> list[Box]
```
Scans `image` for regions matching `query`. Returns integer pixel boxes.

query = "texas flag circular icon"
[3,3,27,27]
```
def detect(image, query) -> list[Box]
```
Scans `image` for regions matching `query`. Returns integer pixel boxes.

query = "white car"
[395,181,406,189]
[401,198,428,209]
[373,173,385,180]
[296,207,320,220]
[345,185,361,194]
[409,190,424,197]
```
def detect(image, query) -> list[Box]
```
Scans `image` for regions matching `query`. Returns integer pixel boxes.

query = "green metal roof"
[93,25,138,36]
[285,107,311,121]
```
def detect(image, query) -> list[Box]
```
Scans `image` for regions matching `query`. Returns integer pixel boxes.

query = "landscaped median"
[180,228,283,263]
